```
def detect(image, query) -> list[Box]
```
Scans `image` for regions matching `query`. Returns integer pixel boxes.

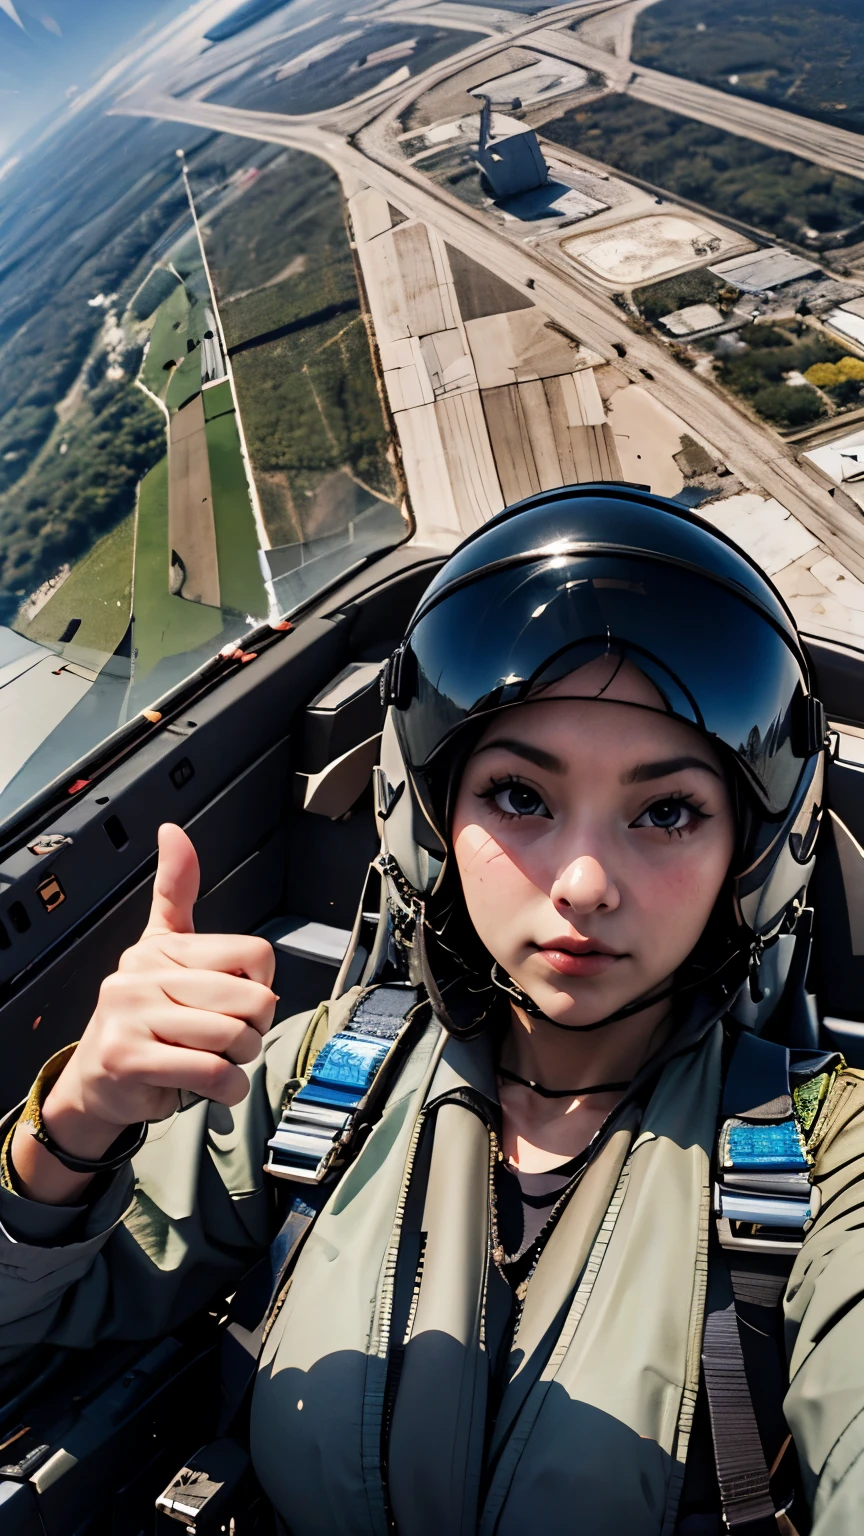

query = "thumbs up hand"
[19,825,277,1196]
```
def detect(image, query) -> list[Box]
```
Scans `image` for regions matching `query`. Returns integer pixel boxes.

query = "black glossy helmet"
[378,485,826,952]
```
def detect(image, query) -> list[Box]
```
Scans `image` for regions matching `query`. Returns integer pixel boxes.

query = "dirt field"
[562,213,739,286]
[168,394,221,607]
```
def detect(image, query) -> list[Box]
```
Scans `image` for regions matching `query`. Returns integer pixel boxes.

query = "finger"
[125,932,276,988]
[155,970,277,1035]
[141,1044,252,1107]
[144,824,200,938]
[149,1007,265,1067]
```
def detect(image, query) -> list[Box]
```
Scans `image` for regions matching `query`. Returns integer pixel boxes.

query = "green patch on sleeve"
[793,1072,833,1135]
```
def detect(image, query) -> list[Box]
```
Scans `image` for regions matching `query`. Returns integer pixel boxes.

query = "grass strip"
[205,410,269,618]
[132,455,223,683]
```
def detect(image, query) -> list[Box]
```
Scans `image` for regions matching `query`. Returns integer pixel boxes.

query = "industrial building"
[708,247,820,293]
[826,300,864,350]
[659,302,727,336]
[475,98,548,200]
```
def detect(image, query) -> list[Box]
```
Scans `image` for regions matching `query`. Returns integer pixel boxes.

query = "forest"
[632,0,864,134]
[633,269,731,325]
[0,130,279,618]
[0,377,165,604]
[543,96,864,246]
[707,323,844,430]
[0,179,190,498]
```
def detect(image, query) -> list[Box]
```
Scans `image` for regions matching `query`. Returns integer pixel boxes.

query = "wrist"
[7,1122,95,1205]
[42,1074,126,1161]
[5,1045,145,1207]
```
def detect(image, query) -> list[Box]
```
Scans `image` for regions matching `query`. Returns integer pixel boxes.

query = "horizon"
[0,0,210,158]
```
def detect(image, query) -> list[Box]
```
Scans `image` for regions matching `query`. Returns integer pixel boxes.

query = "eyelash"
[634,792,711,838]
[478,776,550,822]
[476,778,712,837]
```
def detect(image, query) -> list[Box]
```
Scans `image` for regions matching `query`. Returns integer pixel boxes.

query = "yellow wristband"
[0,1044,79,1194]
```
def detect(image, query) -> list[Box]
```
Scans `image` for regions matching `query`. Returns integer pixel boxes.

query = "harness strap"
[702,1294,779,1534]
[218,1191,325,1436]
[703,1029,816,1536]
[728,1265,787,1310]
[218,984,422,1434]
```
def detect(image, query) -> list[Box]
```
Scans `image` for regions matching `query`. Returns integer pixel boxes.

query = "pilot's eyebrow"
[622,755,722,784]
[472,738,565,774]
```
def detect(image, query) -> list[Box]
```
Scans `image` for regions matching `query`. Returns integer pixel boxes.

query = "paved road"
[114,88,864,582]
[531,26,864,183]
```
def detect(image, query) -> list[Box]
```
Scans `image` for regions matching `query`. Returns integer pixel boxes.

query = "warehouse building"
[475,97,548,199]
[708,247,820,293]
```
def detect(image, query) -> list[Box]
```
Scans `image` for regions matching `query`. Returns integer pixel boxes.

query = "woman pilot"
[3,486,864,1536]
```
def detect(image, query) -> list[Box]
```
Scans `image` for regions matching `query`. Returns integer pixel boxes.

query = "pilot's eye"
[481,779,550,819]
[632,797,708,836]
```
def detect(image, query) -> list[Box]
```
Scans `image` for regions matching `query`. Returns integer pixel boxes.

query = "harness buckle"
[265,1032,390,1183]
[715,1117,811,1256]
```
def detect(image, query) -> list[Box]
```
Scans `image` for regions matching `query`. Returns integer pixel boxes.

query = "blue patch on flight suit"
[723,1119,808,1171]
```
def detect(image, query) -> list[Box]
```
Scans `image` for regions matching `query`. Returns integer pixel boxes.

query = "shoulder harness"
[264,981,423,1185]
[704,1030,841,1536]
[212,982,425,1445]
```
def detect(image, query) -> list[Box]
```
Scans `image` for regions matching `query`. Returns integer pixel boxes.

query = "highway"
[114,82,864,584]
[530,26,864,184]
[346,0,864,186]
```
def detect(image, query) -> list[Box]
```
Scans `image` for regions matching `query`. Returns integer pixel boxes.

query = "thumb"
[144,823,200,937]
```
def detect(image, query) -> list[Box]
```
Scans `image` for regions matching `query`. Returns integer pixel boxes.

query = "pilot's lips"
[533,938,623,978]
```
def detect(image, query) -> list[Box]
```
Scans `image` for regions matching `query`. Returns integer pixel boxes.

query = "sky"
[0,0,194,155]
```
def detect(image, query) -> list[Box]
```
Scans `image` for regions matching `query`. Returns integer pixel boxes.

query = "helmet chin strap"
[489,949,750,1032]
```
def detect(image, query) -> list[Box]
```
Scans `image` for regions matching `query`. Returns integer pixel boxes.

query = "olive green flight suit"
[0,990,861,1535]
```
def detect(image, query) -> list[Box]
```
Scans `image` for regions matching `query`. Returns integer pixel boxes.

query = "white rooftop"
[659,302,726,335]
[825,308,864,348]
[804,429,864,514]
[709,247,820,292]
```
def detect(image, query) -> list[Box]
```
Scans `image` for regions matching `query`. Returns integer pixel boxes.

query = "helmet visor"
[394,553,810,817]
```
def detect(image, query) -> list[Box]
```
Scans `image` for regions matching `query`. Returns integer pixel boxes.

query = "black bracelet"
[28,1118,148,1175]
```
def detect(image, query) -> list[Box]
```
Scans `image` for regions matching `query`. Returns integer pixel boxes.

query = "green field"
[140,276,212,411]
[140,281,191,394]
[632,0,864,135]
[199,148,399,547]
[17,514,135,654]
[165,321,209,412]
[542,95,864,245]
[205,409,269,617]
[196,150,345,299]
[225,263,398,544]
[131,455,223,683]
[203,380,233,420]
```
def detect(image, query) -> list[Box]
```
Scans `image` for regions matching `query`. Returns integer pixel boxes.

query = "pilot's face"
[451,656,736,1030]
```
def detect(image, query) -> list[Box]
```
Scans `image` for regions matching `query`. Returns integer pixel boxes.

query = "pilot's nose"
[551,855,620,917]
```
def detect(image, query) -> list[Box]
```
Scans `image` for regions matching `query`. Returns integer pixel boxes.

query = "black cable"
[489,947,749,1033]
[497,1066,630,1099]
